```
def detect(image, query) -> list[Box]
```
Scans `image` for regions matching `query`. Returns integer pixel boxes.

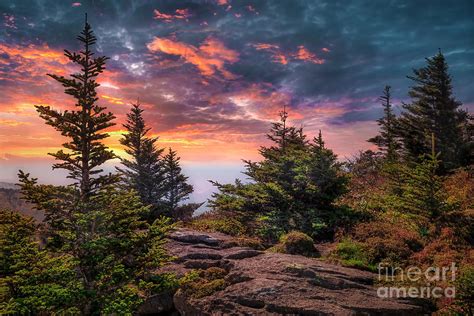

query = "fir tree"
[117,101,166,220]
[17,18,175,314]
[244,108,307,186]
[368,86,400,161]
[309,130,347,207]
[211,112,347,240]
[34,15,117,198]
[397,51,472,170]
[398,153,447,219]
[162,148,193,214]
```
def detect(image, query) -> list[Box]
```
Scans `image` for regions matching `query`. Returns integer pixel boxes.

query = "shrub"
[411,228,466,268]
[451,266,474,315]
[444,167,474,210]
[332,239,376,272]
[227,236,265,250]
[270,231,316,257]
[179,267,228,299]
[190,216,246,236]
[351,220,423,266]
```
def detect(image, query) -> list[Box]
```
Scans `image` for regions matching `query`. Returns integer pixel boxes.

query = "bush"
[227,236,265,250]
[451,266,474,315]
[270,231,316,257]
[351,220,423,266]
[179,267,228,299]
[444,167,474,210]
[190,216,246,236]
[411,227,466,268]
[332,239,376,271]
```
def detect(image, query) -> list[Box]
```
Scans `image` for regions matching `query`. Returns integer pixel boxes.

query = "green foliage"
[34,17,117,197]
[397,51,472,171]
[117,101,167,220]
[229,236,265,250]
[271,231,316,257]
[17,178,175,313]
[383,155,449,219]
[0,210,82,314]
[190,216,246,236]
[162,148,194,215]
[210,111,347,241]
[452,266,474,315]
[368,86,400,161]
[14,19,176,314]
[333,239,375,271]
[179,267,228,299]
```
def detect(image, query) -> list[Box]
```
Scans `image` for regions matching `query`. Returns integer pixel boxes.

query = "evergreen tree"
[244,108,307,186]
[0,210,81,314]
[34,16,117,198]
[17,18,175,314]
[397,51,472,170]
[309,130,347,207]
[211,111,347,240]
[368,86,400,161]
[162,148,193,214]
[398,153,447,219]
[117,101,166,220]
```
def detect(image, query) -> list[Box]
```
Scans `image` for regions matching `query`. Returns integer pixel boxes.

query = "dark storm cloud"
[1,0,473,129]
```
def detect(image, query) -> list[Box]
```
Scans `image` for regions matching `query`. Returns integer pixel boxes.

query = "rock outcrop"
[145,229,430,315]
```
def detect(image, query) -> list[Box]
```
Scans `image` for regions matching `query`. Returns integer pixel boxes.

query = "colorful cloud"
[147,37,239,78]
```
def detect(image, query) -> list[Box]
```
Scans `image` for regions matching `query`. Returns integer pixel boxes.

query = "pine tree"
[368,86,400,161]
[211,111,347,241]
[117,101,166,220]
[162,148,193,214]
[34,15,117,198]
[309,130,347,207]
[17,17,175,314]
[245,108,307,185]
[397,51,472,170]
[398,153,447,219]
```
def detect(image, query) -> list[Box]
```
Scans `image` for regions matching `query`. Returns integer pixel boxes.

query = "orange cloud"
[252,43,325,65]
[147,37,239,78]
[273,53,288,65]
[253,43,280,50]
[295,45,324,64]
[0,119,30,126]
[154,8,191,22]
[0,43,69,83]
[101,95,125,105]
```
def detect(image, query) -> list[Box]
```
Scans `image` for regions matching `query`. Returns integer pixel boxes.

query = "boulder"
[145,229,431,315]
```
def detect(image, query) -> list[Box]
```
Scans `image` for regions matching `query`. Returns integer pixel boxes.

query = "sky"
[1,0,473,203]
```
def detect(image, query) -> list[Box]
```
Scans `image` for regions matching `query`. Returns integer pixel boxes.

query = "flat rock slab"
[156,229,429,315]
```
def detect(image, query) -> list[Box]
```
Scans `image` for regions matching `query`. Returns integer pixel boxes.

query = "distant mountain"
[0,184,44,221]
[0,181,18,189]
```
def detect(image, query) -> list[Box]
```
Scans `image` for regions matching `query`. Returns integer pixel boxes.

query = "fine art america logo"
[377,263,457,298]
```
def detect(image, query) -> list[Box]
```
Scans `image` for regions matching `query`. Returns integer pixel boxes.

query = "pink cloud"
[3,14,17,29]
[154,8,191,22]
[252,43,325,65]
[147,36,239,78]
[295,45,324,64]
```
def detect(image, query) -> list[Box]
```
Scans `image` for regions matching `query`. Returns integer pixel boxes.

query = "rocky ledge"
[140,229,430,315]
